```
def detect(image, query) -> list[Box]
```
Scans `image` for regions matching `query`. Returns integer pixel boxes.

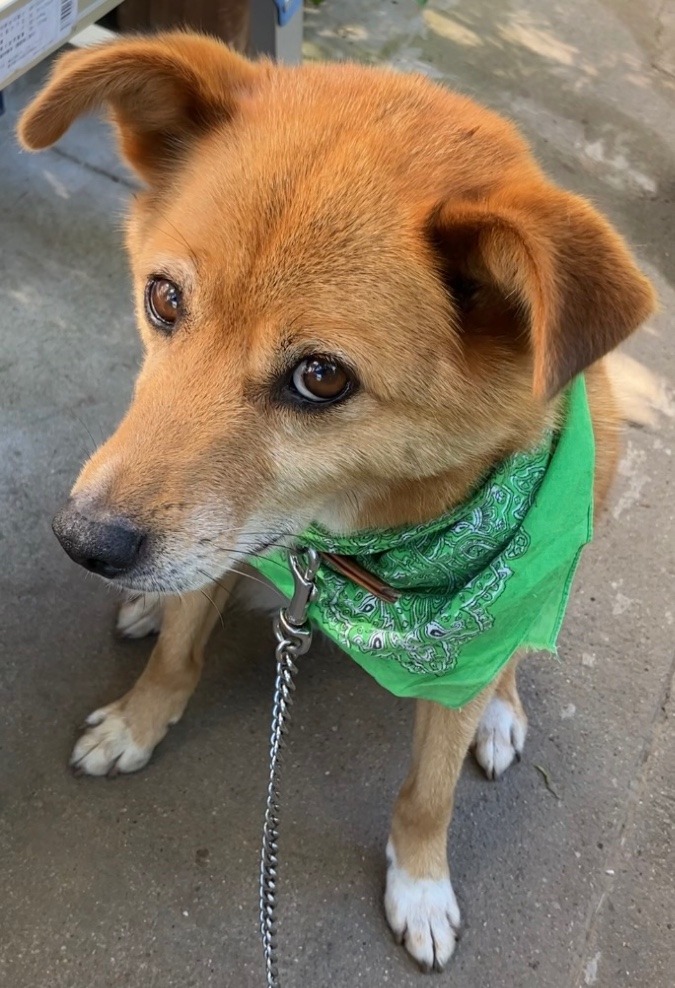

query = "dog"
[18,32,660,972]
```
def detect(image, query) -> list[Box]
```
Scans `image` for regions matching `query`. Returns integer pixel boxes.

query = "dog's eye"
[291,356,352,403]
[145,277,182,331]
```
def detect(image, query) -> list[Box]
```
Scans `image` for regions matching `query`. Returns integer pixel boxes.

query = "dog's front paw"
[384,841,460,972]
[70,701,162,777]
[117,594,164,638]
[473,696,527,780]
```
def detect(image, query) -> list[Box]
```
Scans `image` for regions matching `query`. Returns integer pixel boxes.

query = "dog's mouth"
[122,531,295,595]
[53,499,297,594]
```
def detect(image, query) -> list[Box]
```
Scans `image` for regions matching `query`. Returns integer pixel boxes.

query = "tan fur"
[18,33,659,969]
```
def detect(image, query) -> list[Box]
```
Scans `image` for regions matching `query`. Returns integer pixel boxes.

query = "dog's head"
[18,33,655,592]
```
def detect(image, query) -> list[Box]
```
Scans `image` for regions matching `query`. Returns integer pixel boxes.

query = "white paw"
[474,697,527,780]
[70,705,157,777]
[117,595,163,638]
[385,841,460,972]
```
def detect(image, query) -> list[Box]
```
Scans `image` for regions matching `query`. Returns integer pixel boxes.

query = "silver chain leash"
[260,547,320,988]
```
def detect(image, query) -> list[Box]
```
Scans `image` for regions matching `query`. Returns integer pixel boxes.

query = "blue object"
[274,0,302,27]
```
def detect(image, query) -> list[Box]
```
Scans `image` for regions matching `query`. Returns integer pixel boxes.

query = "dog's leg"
[71,577,236,776]
[116,593,164,639]
[386,688,494,971]
[473,658,527,780]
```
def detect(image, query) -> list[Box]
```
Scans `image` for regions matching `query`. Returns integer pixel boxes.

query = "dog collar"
[251,375,594,708]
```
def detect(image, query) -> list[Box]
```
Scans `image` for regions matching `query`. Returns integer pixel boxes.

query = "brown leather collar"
[319,552,400,604]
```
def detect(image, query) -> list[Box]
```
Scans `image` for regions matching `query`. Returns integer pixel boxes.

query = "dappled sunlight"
[624,72,651,88]
[422,9,482,48]
[497,13,578,67]
[419,3,608,86]
[7,288,32,306]
[331,23,369,42]
[582,137,657,194]
[622,51,643,70]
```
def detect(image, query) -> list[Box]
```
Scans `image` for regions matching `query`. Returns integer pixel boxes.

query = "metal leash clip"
[273,548,320,658]
[260,546,320,988]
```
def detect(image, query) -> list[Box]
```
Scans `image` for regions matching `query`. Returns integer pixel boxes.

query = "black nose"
[52,503,145,578]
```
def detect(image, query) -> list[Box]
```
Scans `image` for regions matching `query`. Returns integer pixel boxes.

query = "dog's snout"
[52,503,145,578]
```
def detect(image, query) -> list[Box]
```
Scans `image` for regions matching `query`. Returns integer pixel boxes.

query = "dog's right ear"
[17,32,261,184]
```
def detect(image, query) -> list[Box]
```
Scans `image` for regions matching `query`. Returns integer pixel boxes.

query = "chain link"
[260,547,320,988]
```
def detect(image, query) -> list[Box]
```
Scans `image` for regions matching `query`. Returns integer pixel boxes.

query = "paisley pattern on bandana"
[303,448,549,676]
[250,376,595,709]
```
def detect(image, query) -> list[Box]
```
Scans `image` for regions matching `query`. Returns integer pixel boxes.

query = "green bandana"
[250,375,594,708]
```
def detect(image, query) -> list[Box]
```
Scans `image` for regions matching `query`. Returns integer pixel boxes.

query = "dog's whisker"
[208,544,294,560]
[198,543,298,573]
[198,586,225,630]
[67,410,98,459]
[197,565,279,595]
[203,529,297,544]
[196,531,299,565]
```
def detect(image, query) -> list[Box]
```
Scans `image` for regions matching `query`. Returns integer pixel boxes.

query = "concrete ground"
[1,1,673,986]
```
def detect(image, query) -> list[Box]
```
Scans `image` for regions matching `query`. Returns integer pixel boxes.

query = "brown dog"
[18,33,656,971]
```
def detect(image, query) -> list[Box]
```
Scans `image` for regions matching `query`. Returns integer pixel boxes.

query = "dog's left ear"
[432,184,656,399]
[17,32,261,184]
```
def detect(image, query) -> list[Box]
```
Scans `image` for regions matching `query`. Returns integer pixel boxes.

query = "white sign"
[0,0,76,86]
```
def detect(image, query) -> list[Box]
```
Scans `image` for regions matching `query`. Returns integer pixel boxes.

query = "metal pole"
[248,0,303,64]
